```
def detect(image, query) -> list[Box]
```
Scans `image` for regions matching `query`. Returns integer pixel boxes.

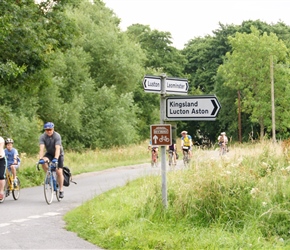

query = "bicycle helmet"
[5,138,14,145]
[181,131,188,134]
[221,132,226,135]
[43,122,54,130]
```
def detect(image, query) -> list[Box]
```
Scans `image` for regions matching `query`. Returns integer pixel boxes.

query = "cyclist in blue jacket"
[4,138,20,187]
[38,122,65,199]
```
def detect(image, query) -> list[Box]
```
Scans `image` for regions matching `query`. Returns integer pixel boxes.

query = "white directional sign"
[165,77,189,95]
[143,75,189,94]
[166,95,221,121]
[143,76,161,93]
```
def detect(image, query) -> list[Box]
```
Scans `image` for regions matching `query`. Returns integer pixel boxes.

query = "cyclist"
[0,136,5,200]
[4,138,20,187]
[38,122,65,199]
[168,139,177,165]
[148,140,158,165]
[181,131,193,159]
[218,132,228,154]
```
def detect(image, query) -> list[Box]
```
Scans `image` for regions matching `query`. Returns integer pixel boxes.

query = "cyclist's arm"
[39,144,45,159]
[54,145,60,159]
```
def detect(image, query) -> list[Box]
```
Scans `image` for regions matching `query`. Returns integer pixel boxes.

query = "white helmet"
[221,132,226,135]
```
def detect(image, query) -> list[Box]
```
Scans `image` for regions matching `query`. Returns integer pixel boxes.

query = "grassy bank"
[64,141,290,249]
[17,142,150,188]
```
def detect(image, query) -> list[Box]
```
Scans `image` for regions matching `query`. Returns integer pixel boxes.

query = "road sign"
[143,75,161,93]
[166,77,189,95]
[143,75,189,94]
[166,95,221,121]
[150,124,172,146]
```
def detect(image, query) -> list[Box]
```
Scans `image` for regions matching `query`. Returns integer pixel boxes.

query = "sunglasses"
[45,129,53,132]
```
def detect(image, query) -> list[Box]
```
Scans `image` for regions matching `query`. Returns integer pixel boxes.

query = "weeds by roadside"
[64,140,290,249]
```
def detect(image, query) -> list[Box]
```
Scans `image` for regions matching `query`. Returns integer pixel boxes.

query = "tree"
[218,26,290,139]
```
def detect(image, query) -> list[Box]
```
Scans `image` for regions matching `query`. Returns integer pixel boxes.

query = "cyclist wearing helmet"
[181,131,193,159]
[0,136,5,201]
[4,138,20,187]
[38,122,65,199]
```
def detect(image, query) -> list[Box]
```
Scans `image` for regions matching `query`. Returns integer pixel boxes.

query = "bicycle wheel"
[44,172,53,204]
[168,152,173,166]
[183,151,189,167]
[54,173,61,202]
[12,177,20,200]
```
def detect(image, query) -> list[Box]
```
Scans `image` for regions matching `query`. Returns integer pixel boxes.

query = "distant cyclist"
[4,138,20,187]
[168,139,177,165]
[0,136,5,200]
[181,131,193,159]
[38,122,65,199]
[148,140,158,166]
[218,132,228,154]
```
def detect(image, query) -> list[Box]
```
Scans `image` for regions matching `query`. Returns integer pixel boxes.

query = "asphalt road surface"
[0,162,163,250]
[0,150,223,249]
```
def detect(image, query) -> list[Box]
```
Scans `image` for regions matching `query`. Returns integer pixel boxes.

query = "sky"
[103,0,290,49]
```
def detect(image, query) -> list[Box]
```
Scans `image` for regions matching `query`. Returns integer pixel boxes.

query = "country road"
[0,149,225,249]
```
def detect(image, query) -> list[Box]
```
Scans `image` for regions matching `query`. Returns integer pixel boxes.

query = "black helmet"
[5,138,14,145]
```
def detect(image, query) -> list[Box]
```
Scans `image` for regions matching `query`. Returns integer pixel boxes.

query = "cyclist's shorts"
[182,146,191,152]
[0,157,6,180]
[7,163,20,171]
[44,153,64,168]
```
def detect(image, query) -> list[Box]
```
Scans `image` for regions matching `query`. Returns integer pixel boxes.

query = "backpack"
[63,166,77,187]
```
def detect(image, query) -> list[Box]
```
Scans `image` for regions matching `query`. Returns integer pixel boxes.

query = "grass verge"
[64,140,290,249]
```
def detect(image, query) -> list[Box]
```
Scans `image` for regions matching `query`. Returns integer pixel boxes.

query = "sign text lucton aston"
[166,95,221,121]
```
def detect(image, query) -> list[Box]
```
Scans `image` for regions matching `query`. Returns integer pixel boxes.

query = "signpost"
[150,124,172,146]
[166,95,221,121]
[142,74,221,208]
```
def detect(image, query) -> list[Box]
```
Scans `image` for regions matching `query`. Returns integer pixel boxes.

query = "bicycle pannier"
[63,166,77,187]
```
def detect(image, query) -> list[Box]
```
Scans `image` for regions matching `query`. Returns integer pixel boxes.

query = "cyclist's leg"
[189,147,192,159]
[41,154,53,172]
[0,158,6,200]
[173,151,177,165]
[56,155,64,198]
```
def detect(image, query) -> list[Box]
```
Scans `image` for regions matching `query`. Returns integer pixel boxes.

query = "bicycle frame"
[37,161,61,205]
[219,143,227,155]
[0,168,20,203]
[182,146,190,167]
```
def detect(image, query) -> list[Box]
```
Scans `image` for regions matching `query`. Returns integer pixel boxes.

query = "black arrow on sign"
[211,99,218,116]
[143,79,147,88]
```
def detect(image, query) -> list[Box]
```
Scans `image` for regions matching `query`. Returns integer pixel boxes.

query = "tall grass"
[64,140,290,249]
[17,142,150,187]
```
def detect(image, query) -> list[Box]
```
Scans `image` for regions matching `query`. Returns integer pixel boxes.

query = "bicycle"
[168,150,176,167]
[37,160,61,205]
[182,146,190,167]
[151,148,158,167]
[219,142,227,156]
[0,168,20,203]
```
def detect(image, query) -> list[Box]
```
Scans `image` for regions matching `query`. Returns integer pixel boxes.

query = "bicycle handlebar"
[36,160,58,171]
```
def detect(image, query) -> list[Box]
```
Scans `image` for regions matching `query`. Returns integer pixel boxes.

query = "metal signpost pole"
[160,74,167,208]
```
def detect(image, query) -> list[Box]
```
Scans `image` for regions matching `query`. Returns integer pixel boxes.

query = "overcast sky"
[103,0,290,49]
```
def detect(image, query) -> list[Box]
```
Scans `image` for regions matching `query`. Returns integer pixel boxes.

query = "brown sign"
[150,124,172,146]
